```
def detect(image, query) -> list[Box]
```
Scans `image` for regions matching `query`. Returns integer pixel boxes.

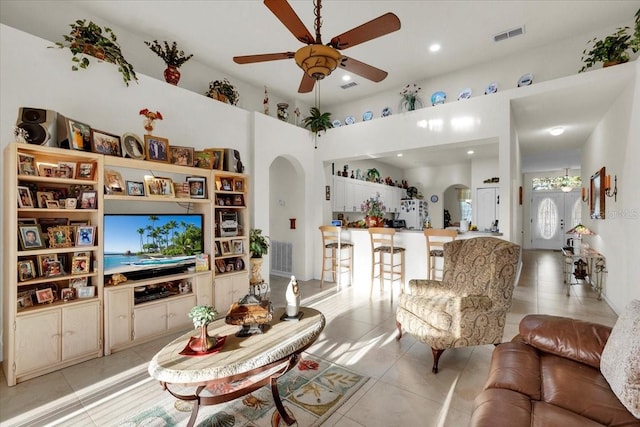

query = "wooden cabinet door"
[62,302,101,360]
[105,288,132,351]
[333,176,346,211]
[214,275,246,314]
[194,274,213,307]
[476,187,498,231]
[133,303,166,340]
[167,295,196,330]
[15,311,61,374]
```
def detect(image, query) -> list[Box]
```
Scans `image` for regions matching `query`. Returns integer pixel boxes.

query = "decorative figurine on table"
[282,275,302,321]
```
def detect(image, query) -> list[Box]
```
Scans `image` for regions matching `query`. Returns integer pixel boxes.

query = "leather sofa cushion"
[519,314,611,368]
[485,342,541,400]
[531,401,607,427]
[471,388,531,427]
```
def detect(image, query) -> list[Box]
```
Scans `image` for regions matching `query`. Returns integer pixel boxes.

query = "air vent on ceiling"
[340,81,358,90]
[493,26,525,42]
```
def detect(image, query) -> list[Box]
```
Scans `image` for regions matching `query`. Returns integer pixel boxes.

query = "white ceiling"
[1,0,638,172]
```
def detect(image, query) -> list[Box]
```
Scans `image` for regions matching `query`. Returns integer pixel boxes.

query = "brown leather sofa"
[471,314,640,427]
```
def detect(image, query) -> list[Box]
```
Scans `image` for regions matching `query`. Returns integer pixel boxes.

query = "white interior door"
[531,191,580,249]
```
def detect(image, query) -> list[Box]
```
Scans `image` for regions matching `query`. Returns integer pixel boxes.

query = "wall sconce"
[605,174,617,202]
[581,187,589,203]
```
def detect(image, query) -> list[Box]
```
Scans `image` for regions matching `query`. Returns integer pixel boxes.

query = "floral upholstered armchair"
[396,237,521,373]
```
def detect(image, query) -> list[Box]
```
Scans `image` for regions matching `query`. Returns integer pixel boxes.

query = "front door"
[531,191,580,250]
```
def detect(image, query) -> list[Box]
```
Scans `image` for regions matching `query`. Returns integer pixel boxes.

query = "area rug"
[114,354,368,427]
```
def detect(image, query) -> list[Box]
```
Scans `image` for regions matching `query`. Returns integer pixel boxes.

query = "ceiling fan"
[233,0,401,93]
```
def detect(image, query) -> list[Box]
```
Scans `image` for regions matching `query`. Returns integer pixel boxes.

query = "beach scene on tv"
[104,214,203,275]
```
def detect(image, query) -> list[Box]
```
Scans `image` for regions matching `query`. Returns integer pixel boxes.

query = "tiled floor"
[0,250,618,426]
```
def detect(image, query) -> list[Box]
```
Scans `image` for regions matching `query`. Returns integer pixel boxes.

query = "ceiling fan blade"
[233,52,295,64]
[264,0,315,44]
[298,73,316,93]
[339,56,388,82]
[330,13,401,50]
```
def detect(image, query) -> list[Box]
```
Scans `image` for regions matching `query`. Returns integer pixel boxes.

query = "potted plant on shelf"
[144,40,193,85]
[188,305,218,353]
[302,107,334,148]
[249,229,269,285]
[580,9,640,72]
[52,19,138,86]
[206,78,239,105]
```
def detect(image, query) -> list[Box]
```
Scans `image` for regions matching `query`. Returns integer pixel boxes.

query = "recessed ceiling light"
[342,75,351,81]
[429,43,441,52]
[549,126,565,136]
[397,153,403,157]
[467,150,474,155]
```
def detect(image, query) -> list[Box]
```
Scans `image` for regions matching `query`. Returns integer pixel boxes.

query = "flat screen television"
[103,214,204,278]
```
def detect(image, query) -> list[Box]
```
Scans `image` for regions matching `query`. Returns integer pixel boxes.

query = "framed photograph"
[66,118,92,151]
[233,179,244,192]
[17,295,33,310]
[18,260,36,282]
[37,254,58,276]
[187,176,206,199]
[65,198,77,209]
[232,194,244,206]
[61,287,75,302]
[19,225,45,250]
[48,226,73,248]
[37,163,57,177]
[232,239,244,254]
[71,256,90,274]
[18,218,38,225]
[214,241,222,257]
[194,151,213,169]
[170,146,194,167]
[220,177,233,191]
[56,161,76,179]
[77,286,96,299]
[215,259,227,274]
[205,149,224,170]
[121,133,146,160]
[104,169,125,194]
[36,288,55,304]
[42,186,68,201]
[76,225,96,246]
[45,200,60,209]
[45,260,64,277]
[144,175,174,197]
[17,186,34,208]
[92,129,122,156]
[18,153,37,176]
[76,162,96,180]
[235,258,244,271]
[36,191,54,208]
[79,190,98,209]
[126,181,145,196]
[70,276,88,289]
[144,135,170,163]
[221,240,232,255]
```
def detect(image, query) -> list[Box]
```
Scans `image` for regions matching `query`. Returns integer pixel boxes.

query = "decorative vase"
[277,103,289,122]
[250,257,264,285]
[143,118,154,133]
[189,324,216,353]
[163,65,181,85]
[365,216,383,228]
[285,275,300,318]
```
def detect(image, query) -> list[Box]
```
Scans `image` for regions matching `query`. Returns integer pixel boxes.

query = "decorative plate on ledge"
[362,110,373,121]
[344,116,356,125]
[485,81,498,94]
[431,91,446,106]
[332,119,341,128]
[381,107,392,117]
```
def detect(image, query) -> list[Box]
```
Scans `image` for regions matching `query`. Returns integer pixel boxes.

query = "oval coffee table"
[148,306,325,426]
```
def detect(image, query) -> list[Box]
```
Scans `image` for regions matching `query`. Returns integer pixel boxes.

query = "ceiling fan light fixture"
[294,44,342,80]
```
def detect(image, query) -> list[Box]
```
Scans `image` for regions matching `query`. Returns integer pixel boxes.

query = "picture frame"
[187,176,206,199]
[194,151,213,169]
[121,133,146,160]
[220,177,232,191]
[19,225,45,250]
[590,166,606,220]
[221,240,232,255]
[17,153,37,176]
[232,194,244,206]
[48,226,73,248]
[144,135,170,163]
[61,287,75,302]
[215,259,227,274]
[144,175,174,197]
[36,191,54,208]
[76,162,96,180]
[37,254,58,276]
[36,288,55,304]
[56,161,76,179]
[71,255,90,274]
[37,162,57,177]
[17,186,34,208]
[65,198,77,209]
[45,200,60,209]
[214,241,222,257]
[76,286,96,299]
[70,276,88,289]
[17,295,33,310]
[232,239,244,254]
[18,218,38,225]
[205,148,224,170]
[76,225,96,246]
[18,260,36,282]
[66,118,92,152]
[126,181,145,196]
[235,257,244,271]
[104,169,125,194]
[233,178,244,192]
[45,260,64,277]
[42,186,68,201]
[170,145,195,167]
[79,190,98,209]
[92,129,122,156]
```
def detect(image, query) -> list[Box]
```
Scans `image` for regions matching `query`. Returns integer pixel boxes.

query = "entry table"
[148,307,325,426]
[561,248,606,300]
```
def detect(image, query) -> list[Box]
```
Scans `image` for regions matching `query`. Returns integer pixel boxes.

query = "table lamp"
[566,224,595,253]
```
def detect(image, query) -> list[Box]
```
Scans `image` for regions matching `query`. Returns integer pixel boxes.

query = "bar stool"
[424,228,457,279]
[319,225,353,290]
[369,227,405,298]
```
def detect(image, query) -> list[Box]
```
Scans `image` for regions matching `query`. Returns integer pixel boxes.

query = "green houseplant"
[249,229,269,285]
[302,107,334,148]
[53,19,138,86]
[206,78,239,105]
[580,9,640,72]
[187,305,218,353]
[144,40,193,85]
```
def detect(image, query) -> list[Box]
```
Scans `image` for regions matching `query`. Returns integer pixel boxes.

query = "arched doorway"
[443,184,470,228]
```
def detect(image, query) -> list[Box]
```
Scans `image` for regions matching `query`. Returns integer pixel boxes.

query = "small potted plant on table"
[144,40,193,85]
[188,305,218,352]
